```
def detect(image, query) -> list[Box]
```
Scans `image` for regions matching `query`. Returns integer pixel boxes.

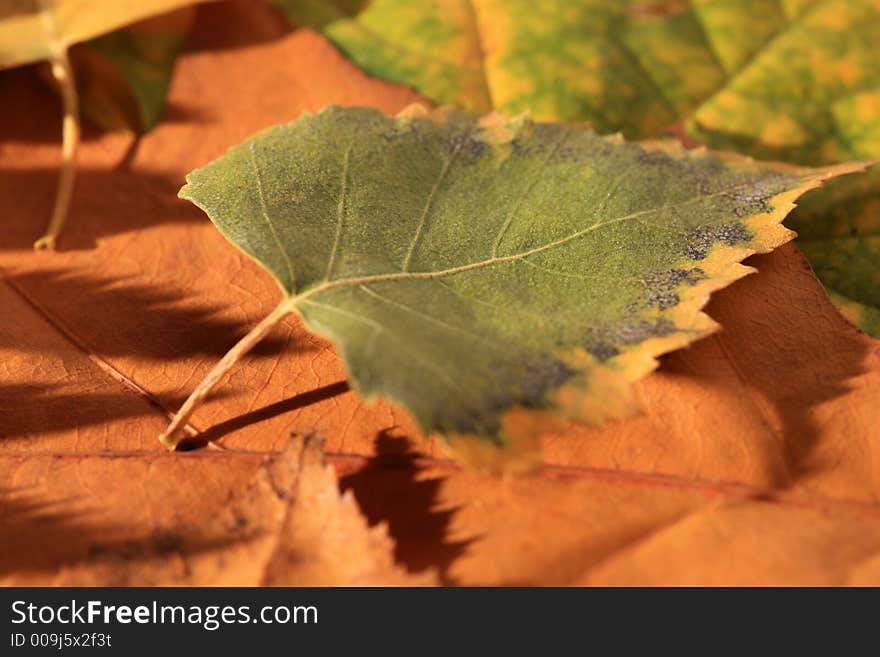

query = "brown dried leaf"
[0,435,434,586]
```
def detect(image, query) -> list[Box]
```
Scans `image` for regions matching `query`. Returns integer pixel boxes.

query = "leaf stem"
[159,298,295,450]
[34,48,80,250]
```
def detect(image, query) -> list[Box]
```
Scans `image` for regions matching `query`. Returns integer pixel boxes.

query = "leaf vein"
[300,298,459,389]
[248,140,297,290]
[358,284,505,351]
[294,179,772,304]
[491,130,569,257]
[325,140,355,281]
[402,150,457,272]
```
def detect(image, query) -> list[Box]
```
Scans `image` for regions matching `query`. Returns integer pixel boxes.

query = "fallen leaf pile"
[1,0,879,585]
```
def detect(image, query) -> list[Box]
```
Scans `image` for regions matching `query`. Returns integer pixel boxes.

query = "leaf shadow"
[0,63,213,250]
[184,0,293,54]
[186,381,351,449]
[0,487,254,583]
[0,65,213,146]
[0,165,206,251]
[338,430,473,584]
[0,384,186,440]
[5,269,303,359]
[694,247,875,488]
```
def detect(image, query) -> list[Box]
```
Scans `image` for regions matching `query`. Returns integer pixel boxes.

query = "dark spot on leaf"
[519,357,574,404]
[726,191,771,217]
[685,222,751,259]
[644,267,706,309]
[584,318,678,361]
[636,150,673,166]
[723,175,791,217]
[443,130,487,162]
[588,343,620,361]
[440,355,573,435]
[615,318,677,344]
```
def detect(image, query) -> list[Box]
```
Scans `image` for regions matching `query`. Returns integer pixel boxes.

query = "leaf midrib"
[282,180,793,307]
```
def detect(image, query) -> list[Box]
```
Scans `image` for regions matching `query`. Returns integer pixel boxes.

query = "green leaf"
[276,1,879,160]
[166,106,861,468]
[277,0,880,335]
[788,166,880,336]
[71,7,196,133]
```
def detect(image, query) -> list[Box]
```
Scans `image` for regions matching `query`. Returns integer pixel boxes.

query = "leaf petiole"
[159,297,296,450]
[34,46,80,249]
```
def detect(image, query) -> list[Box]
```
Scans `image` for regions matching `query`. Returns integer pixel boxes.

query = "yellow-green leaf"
[165,106,863,469]
[277,0,880,335]
[0,0,210,248]
[0,0,207,70]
